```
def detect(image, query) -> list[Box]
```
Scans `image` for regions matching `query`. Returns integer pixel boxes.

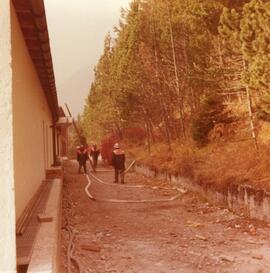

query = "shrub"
[257,91,270,122]
[191,94,226,145]
[123,127,146,143]
[101,134,119,164]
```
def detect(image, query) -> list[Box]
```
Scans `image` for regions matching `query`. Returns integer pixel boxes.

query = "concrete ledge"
[27,178,62,273]
[135,164,270,222]
[46,167,63,180]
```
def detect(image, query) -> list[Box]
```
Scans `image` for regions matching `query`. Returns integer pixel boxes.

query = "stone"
[220,255,234,262]
[81,243,101,252]
[195,235,207,241]
[37,214,53,223]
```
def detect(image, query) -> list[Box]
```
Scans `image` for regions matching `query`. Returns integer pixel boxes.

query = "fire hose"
[84,161,187,203]
[65,160,187,272]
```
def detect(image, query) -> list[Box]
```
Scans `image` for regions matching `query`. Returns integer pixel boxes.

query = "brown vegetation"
[128,122,270,191]
[77,0,270,193]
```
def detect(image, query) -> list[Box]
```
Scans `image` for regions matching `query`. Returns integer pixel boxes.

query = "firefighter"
[77,145,88,174]
[111,143,125,184]
[90,144,100,169]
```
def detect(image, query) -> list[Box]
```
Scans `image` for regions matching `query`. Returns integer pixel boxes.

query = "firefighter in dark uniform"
[77,145,88,174]
[111,143,125,184]
[90,144,100,169]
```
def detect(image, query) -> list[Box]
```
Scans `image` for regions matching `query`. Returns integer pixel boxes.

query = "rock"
[252,254,263,260]
[249,224,256,235]
[195,235,207,241]
[220,255,234,262]
[225,227,232,231]
[37,214,53,223]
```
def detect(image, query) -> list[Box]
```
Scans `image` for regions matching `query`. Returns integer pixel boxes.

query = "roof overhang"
[56,117,73,127]
[13,0,59,121]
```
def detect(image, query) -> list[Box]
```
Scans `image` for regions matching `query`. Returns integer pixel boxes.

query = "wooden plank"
[37,213,53,223]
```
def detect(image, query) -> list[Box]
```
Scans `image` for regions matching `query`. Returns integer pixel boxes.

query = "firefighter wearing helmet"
[76,144,89,174]
[111,143,125,184]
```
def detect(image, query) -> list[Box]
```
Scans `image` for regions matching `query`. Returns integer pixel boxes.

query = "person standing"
[111,143,125,184]
[90,144,100,169]
[77,145,88,174]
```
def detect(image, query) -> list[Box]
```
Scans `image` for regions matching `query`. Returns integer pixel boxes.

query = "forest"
[80,0,270,189]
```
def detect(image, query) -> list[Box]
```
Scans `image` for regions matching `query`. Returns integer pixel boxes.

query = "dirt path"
[61,160,270,273]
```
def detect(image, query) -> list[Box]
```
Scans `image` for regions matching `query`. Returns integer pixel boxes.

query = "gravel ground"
[61,160,270,273]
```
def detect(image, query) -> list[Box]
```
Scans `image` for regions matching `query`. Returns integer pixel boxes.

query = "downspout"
[51,121,59,166]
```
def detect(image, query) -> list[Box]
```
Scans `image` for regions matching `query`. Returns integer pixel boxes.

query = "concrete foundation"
[135,164,270,222]
[27,178,62,273]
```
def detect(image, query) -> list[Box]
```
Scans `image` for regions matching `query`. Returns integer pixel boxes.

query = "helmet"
[113,143,120,149]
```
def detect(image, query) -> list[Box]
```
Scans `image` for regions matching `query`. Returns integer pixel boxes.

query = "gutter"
[13,0,59,121]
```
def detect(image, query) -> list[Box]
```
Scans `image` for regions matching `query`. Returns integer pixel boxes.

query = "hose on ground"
[64,181,84,273]
[84,162,187,203]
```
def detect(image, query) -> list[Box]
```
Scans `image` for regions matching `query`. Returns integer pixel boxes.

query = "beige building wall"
[0,0,16,272]
[11,4,54,220]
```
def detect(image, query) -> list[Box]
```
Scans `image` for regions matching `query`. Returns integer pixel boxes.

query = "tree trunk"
[242,58,258,151]
[144,121,151,154]
[166,1,186,138]
[152,7,171,147]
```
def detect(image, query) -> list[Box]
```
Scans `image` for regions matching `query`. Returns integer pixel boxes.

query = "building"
[57,107,72,159]
[0,0,68,271]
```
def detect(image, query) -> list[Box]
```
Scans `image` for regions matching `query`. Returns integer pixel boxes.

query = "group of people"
[76,142,126,184]
[76,144,100,174]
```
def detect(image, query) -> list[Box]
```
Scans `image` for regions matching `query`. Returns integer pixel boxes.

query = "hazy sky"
[44,0,131,116]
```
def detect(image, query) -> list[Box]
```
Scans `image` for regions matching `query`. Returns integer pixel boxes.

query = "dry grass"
[124,100,270,190]
[257,121,270,144]
[128,141,199,177]
[194,141,270,190]
[127,133,270,191]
